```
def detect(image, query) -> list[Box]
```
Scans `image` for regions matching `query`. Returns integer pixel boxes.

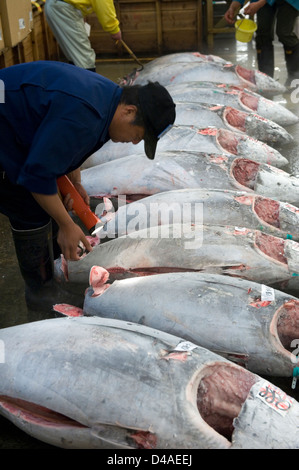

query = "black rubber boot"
[11,221,84,317]
[284,44,299,86]
[257,45,275,77]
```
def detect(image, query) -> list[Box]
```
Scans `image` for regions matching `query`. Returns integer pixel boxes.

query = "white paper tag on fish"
[261,284,275,302]
[256,381,294,416]
[174,341,198,352]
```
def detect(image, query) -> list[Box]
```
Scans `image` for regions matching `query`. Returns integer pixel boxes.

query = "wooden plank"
[155,0,162,54]
[0,47,15,68]
[21,34,34,62]
[197,0,203,50]
[31,11,44,60]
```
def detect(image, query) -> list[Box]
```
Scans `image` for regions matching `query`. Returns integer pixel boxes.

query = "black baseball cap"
[138,82,176,160]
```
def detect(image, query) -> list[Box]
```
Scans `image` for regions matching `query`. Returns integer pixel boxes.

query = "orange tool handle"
[57,175,100,232]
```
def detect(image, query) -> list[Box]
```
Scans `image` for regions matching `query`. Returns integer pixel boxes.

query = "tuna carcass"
[175,103,292,147]
[140,52,229,69]
[96,188,299,242]
[81,152,299,206]
[1,316,298,448]
[82,125,288,169]
[123,61,286,95]
[79,270,299,377]
[166,82,299,127]
[55,223,299,296]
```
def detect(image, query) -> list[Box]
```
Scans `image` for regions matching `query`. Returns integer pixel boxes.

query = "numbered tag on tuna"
[261,284,275,302]
[256,381,294,416]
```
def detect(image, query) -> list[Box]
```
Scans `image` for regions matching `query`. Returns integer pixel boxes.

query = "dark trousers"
[256,0,299,50]
[0,169,51,230]
[0,170,61,258]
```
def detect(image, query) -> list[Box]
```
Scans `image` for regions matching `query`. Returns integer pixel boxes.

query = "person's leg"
[0,171,83,314]
[255,3,276,77]
[276,0,299,85]
[44,0,96,70]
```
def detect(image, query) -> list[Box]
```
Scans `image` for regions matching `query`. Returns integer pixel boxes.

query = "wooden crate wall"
[87,0,203,56]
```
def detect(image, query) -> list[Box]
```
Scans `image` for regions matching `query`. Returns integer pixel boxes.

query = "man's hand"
[111,30,122,42]
[63,181,90,213]
[57,220,92,261]
[64,168,90,213]
[224,1,241,24]
[32,192,92,261]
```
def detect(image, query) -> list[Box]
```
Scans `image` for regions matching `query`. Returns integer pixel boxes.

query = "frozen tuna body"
[83,124,288,169]
[129,62,286,95]
[81,152,299,206]
[166,82,299,127]
[82,270,299,377]
[138,52,230,70]
[0,316,298,449]
[174,104,292,147]
[56,223,299,297]
[98,188,299,242]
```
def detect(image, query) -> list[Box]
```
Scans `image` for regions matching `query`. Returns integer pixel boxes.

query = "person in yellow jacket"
[45,0,122,71]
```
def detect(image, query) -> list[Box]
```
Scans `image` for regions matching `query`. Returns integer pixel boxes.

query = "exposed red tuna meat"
[240,91,259,111]
[224,107,247,132]
[277,300,299,351]
[236,65,256,85]
[255,232,288,265]
[254,197,281,228]
[197,364,256,441]
[0,396,86,428]
[131,430,157,449]
[217,128,245,154]
[232,159,260,190]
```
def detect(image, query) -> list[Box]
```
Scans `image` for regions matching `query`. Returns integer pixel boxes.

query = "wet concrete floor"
[0,34,299,449]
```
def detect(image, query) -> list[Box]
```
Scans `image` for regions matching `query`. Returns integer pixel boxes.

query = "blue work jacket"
[0,61,122,194]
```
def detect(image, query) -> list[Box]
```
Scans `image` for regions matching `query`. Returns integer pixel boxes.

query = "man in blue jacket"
[225,0,299,84]
[0,61,176,313]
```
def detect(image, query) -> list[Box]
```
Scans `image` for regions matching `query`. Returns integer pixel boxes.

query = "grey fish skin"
[81,151,299,206]
[174,103,293,147]
[139,52,229,69]
[166,82,299,127]
[1,316,298,449]
[58,223,299,296]
[98,188,299,242]
[129,61,286,95]
[81,124,288,169]
[83,271,299,377]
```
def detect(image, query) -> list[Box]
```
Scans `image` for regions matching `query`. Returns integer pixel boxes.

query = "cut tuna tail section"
[232,159,260,190]
[235,65,256,86]
[239,91,259,112]
[276,300,299,354]
[196,363,257,441]
[231,158,299,206]
[223,107,247,132]
[253,197,281,228]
